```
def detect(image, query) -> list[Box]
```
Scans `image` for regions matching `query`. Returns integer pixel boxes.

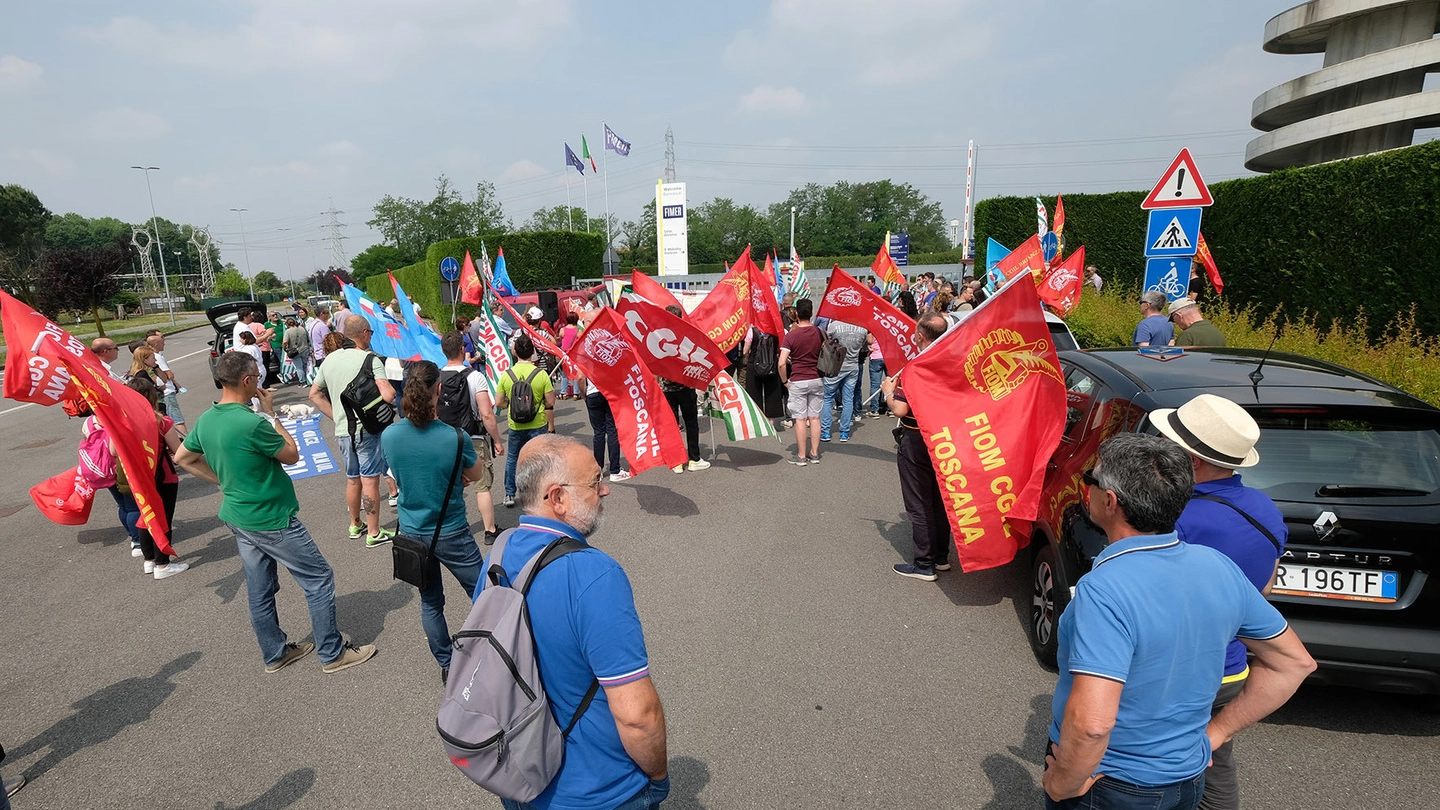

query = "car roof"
[1065,347,1439,413]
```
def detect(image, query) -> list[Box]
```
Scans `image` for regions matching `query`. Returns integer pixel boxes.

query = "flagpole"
[602,121,612,269]
[583,171,590,234]
[565,172,573,231]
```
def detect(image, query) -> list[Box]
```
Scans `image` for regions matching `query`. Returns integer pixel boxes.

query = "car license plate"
[1272,565,1399,603]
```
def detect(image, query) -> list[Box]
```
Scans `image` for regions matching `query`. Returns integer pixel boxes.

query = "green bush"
[975,140,1440,338]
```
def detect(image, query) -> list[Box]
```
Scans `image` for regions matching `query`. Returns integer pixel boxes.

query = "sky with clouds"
[1,1,1340,278]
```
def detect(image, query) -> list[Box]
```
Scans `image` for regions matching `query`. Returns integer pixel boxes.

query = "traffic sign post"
[439,256,460,282]
[1144,257,1190,304]
[1141,148,1214,210]
[1144,208,1203,258]
[1140,147,1212,300]
[1041,232,1060,264]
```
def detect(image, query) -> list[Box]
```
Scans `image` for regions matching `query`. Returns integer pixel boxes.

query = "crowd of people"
[9,269,1308,810]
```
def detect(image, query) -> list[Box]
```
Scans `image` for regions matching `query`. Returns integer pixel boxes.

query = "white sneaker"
[688,459,711,471]
[387,494,398,507]
[608,470,634,482]
[672,464,685,474]
[143,560,156,574]
[154,562,189,580]
[131,546,143,558]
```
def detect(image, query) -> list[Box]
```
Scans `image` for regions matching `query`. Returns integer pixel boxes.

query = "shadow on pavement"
[10,651,202,782]
[75,524,127,549]
[171,520,237,568]
[1261,683,1440,736]
[666,756,711,810]
[979,694,1049,810]
[630,484,699,518]
[213,767,316,810]
[335,581,415,645]
[712,444,782,469]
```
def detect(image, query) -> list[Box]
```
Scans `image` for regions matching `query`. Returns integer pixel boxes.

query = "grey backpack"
[438,530,599,802]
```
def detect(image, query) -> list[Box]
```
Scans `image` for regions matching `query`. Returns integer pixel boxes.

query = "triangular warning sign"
[1141,148,1214,209]
[1150,217,1193,251]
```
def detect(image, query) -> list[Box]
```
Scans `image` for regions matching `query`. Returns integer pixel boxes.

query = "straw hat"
[1152,394,1260,469]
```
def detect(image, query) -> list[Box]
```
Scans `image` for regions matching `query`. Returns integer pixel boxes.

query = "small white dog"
[277,403,317,419]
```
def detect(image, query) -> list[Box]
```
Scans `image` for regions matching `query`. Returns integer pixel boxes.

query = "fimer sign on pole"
[656,181,689,276]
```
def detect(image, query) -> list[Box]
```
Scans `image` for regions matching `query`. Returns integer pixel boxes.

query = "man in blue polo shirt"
[1157,394,1286,810]
[478,435,669,810]
[1045,434,1315,810]
[1133,291,1173,347]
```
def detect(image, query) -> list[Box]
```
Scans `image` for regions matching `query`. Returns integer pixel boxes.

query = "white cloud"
[0,55,42,94]
[87,106,171,142]
[80,0,572,79]
[727,0,987,86]
[499,159,550,184]
[319,140,363,161]
[739,85,811,117]
[6,148,74,175]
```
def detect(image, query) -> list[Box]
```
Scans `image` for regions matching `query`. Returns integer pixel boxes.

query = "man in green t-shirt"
[177,351,377,675]
[495,333,556,508]
[1168,298,1227,348]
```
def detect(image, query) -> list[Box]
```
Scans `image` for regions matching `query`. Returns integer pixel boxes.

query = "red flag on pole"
[689,261,751,352]
[570,309,689,475]
[899,276,1067,572]
[1,290,173,554]
[1053,195,1066,255]
[615,297,725,389]
[1196,233,1224,294]
[815,267,920,373]
[873,239,906,296]
[629,270,682,310]
[736,248,785,338]
[459,250,483,305]
[1038,246,1085,318]
[490,292,579,379]
[993,233,1046,285]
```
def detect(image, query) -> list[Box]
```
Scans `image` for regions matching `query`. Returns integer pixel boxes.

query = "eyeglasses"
[1082,468,1101,487]
[547,477,605,498]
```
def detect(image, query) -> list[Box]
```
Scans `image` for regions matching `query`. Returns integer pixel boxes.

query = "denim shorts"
[787,377,824,419]
[338,431,386,478]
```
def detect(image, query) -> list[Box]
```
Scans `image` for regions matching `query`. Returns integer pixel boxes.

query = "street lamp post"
[789,206,797,262]
[230,207,254,301]
[131,166,177,326]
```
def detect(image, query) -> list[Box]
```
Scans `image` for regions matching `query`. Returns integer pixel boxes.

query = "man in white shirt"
[90,338,123,381]
[439,331,504,544]
[145,331,186,433]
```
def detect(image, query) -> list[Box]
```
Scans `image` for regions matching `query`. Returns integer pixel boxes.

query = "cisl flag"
[629,270,682,310]
[571,309,689,475]
[993,233,1045,285]
[1038,245,1085,318]
[815,267,919,373]
[459,250,483,305]
[1,290,174,554]
[689,261,750,352]
[900,274,1067,572]
[615,297,724,390]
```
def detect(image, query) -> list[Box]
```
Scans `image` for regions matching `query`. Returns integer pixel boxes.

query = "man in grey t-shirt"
[821,320,869,443]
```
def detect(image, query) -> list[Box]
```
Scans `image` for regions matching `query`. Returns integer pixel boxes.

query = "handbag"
[391,426,465,589]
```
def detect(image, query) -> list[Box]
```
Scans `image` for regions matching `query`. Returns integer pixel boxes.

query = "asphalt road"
[0,326,1436,809]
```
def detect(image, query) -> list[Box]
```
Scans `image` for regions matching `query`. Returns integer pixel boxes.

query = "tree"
[367,175,509,261]
[521,206,616,237]
[688,198,778,265]
[45,213,131,252]
[305,267,353,296]
[33,238,134,335]
[350,244,409,286]
[767,180,948,257]
[214,268,250,297]
[252,270,281,290]
[0,184,53,304]
[618,200,657,265]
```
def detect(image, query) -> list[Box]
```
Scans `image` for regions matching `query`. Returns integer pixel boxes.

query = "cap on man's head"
[527,306,544,320]
[1152,393,1260,469]
[1167,298,1197,317]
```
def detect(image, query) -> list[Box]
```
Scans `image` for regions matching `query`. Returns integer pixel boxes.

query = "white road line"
[169,346,214,362]
[0,345,212,418]
[0,401,35,417]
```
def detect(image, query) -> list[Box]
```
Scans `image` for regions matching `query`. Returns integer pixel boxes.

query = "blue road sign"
[1144,208,1203,258]
[888,233,911,266]
[1040,232,1059,264]
[439,256,460,282]
[1144,257,1190,303]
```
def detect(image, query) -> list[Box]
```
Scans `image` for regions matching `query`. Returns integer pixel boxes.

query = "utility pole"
[230,207,254,300]
[664,125,676,183]
[323,199,348,270]
[789,206,796,264]
[131,166,177,325]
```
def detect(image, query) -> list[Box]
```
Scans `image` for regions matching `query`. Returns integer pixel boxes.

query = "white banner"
[657,181,688,276]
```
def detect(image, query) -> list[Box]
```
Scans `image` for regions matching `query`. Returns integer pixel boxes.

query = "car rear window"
[1245,409,1440,500]
[1048,322,1078,352]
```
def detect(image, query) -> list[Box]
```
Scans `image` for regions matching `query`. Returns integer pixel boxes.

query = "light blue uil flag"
[985,238,1012,293]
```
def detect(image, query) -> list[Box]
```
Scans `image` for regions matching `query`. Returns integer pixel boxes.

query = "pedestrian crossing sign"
[1143,208,1202,258]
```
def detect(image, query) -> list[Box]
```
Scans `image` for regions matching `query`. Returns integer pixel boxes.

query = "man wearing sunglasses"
[477,435,668,810]
[1045,434,1314,810]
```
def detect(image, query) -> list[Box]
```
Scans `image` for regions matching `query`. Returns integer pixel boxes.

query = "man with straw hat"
[1155,394,1287,810]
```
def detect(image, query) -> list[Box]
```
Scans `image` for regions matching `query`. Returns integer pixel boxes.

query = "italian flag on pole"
[707,371,778,441]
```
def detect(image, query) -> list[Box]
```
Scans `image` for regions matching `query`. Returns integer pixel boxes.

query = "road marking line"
[0,402,35,416]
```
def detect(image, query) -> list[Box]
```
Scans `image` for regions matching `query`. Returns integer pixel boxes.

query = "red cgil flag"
[736,248,786,338]
[570,308,689,475]
[1,290,174,554]
[993,233,1046,285]
[1196,233,1224,295]
[615,297,725,390]
[815,267,920,373]
[629,270,682,310]
[459,250,483,305]
[1038,245,1085,318]
[899,275,1067,572]
[689,260,751,352]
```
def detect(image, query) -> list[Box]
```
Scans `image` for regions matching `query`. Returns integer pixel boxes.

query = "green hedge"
[625,249,965,278]
[975,140,1440,337]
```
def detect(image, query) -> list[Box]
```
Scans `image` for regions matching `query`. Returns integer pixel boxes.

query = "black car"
[206,300,264,388]
[1027,347,1440,695]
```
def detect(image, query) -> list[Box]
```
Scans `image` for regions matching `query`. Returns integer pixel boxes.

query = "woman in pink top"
[865,333,887,417]
[556,312,582,399]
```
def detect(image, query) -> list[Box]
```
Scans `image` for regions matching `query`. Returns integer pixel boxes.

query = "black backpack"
[817,331,847,378]
[438,369,485,437]
[506,366,544,423]
[750,330,779,377]
[339,351,396,437]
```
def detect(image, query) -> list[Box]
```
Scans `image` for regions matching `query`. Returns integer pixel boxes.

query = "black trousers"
[664,387,702,462]
[137,480,179,565]
[586,392,622,475]
[897,428,950,569]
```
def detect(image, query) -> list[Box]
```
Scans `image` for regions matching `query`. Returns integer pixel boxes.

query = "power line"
[676,129,1253,154]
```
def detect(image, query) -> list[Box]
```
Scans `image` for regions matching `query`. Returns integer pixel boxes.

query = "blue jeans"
[502,776,670,810]
[557,368,577,397]
[0,773,9,810]
[820,368,858,439]
[1045,772,1205,810]
[108,487,141,546]
[338,431,386,478]
[505,426,549,498]
[867,358,886,414]
[228,516,346,666]
[419,527,483,670]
